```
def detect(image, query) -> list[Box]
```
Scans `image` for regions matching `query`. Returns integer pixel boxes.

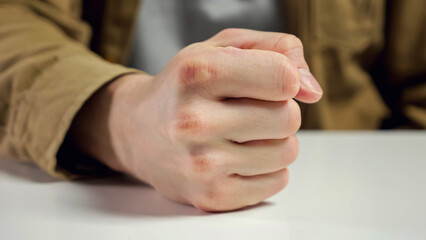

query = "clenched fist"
[71,29,323,211]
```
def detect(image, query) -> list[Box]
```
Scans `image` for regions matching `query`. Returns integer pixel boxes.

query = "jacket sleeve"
[0,1,138,178]
[382,0,426,128]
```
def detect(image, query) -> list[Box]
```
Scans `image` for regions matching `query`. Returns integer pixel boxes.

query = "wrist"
[69,73,153,174]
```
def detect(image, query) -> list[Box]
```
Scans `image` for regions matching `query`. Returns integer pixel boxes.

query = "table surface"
[1,131,425,240]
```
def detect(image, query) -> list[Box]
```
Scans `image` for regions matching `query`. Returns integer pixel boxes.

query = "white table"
[1,131,425,240]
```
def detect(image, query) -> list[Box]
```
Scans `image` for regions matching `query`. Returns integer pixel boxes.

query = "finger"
[207,28,309,68]
[232,168,290,206]
[224,135,299,176]
[196,168,290,211]
[178,45,299,101]
[206,28,323,103]
[217,98,300,143]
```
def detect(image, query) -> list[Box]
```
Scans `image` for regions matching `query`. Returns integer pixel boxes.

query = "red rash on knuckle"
[192,156,213,172]
[177,118,201,131]
[175,112,205,133]
[189,145,215,172]
[178,58,218,88]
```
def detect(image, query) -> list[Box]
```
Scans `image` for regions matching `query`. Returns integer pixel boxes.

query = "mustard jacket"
[0,0,425,178]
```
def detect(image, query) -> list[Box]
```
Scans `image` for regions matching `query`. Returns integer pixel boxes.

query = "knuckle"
[288,100,302,134]
[277,59,299,98]
[216,28,240,39]
[281,100,301,136]
[190,146,229,176]
[189,146,226,174]
[277,168,290,190]
[273,33,303,53]
[177,57,217,89]
[191,155,214,173]
[220,45,243,56]
[286,34,303,49]
[184,42,206,51]
[282,34,309,69]
[170,110,210,142]
[284,135,299,166]
[176,111,203,131]
[212,28,250,49]
[193,184,231,212]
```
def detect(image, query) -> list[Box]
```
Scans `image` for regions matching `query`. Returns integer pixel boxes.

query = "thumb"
[294,68,323,103]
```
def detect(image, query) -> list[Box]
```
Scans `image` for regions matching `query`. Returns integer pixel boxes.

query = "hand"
[71,29,322,211]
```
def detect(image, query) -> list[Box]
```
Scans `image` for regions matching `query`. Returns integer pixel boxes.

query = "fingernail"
[298,68,323,95]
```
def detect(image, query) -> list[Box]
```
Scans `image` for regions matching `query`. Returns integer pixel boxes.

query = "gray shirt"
[129,0,284,75]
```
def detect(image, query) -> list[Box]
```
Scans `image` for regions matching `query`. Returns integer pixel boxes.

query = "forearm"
[68,73,154,174]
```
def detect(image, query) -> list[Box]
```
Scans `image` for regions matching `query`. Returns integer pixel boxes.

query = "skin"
[70,29,323,212]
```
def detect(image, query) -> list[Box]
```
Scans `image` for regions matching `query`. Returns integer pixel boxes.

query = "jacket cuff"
[13,53,141,179]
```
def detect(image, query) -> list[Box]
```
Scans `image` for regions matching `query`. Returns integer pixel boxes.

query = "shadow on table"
[74,176,274,217]
[0,157,274,217]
